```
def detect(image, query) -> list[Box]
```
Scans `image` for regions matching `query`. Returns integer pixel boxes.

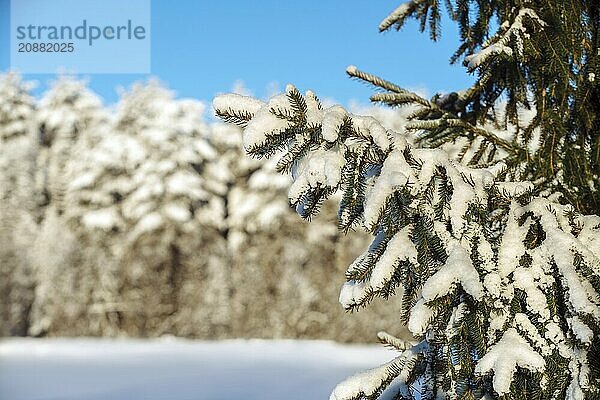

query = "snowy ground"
[0,338,394,400]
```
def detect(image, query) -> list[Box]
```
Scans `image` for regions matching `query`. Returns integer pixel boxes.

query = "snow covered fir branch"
[214,79,599,398]
[372,1,599,216]
[213,4,600,397]
[246,2,600,396]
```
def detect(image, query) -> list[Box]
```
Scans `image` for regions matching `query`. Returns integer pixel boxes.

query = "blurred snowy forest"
[0,73,409,341]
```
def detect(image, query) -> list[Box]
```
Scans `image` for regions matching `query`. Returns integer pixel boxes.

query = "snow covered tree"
[63,81,231,336]
[0,73,38,213]
[203,121,298,337]
[213,2,600,396]
[0,73,38,336]
[29,77,109,336]
[36,77,106,215]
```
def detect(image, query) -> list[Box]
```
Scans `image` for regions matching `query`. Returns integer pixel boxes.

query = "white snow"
[363,149,411,229]
[304,89,324,127]
[339,280,370,309]
[321,105,347,142]
[329,351,416,400]
[464,8,546,70]
[512,267,551,320]
[566,350,590,400]
[410,148,494,233]
[475,328,545,395]
[352,115,392,152]
[329,341,425,400]
[421,242,484,301]
[483,272,502,298]
[496,181,533,197]
[550,241,600,319]
[465,43,513,69]
[288,146,345,203]
[242,94,292,151]
[338,228,416,309]
[568,317,594,345]
[0,338,395,400]
[81,208,121,231]
[497,204,528,277]
[407,298,435,335]
[329,357,395,400]
[378,0,425,32]
[513,313,551,355]
[370,227,417,290]
[212,93,265,117]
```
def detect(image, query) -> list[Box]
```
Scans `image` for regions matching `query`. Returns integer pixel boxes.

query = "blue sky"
[0,0,474,106]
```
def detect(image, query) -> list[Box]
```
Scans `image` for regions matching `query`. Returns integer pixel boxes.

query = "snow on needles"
[329,357,395,400]
[378,0,426,32]
[321,105,347,142]
[215,84,600,399]
[363,149,411,229]
[339,227,417,309]
[330,343,423,400]
[212,93,264,117]
[241,94,291,151]
[465,8,546,70]
[475,328,545,395]
[421,242,484,302]
[289,146,345,204]
[370,227,416,290]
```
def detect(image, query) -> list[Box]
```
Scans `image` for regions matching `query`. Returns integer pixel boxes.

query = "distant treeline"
[0,74,407,342]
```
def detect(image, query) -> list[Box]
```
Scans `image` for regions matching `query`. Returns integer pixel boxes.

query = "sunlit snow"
[0,338,394,400]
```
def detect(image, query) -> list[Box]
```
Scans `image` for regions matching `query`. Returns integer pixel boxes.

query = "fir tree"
[214,2,600,398]
[36,77,106,216]
[29,77,109,336]
[0,73,37,336]
[66,81,229,336]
